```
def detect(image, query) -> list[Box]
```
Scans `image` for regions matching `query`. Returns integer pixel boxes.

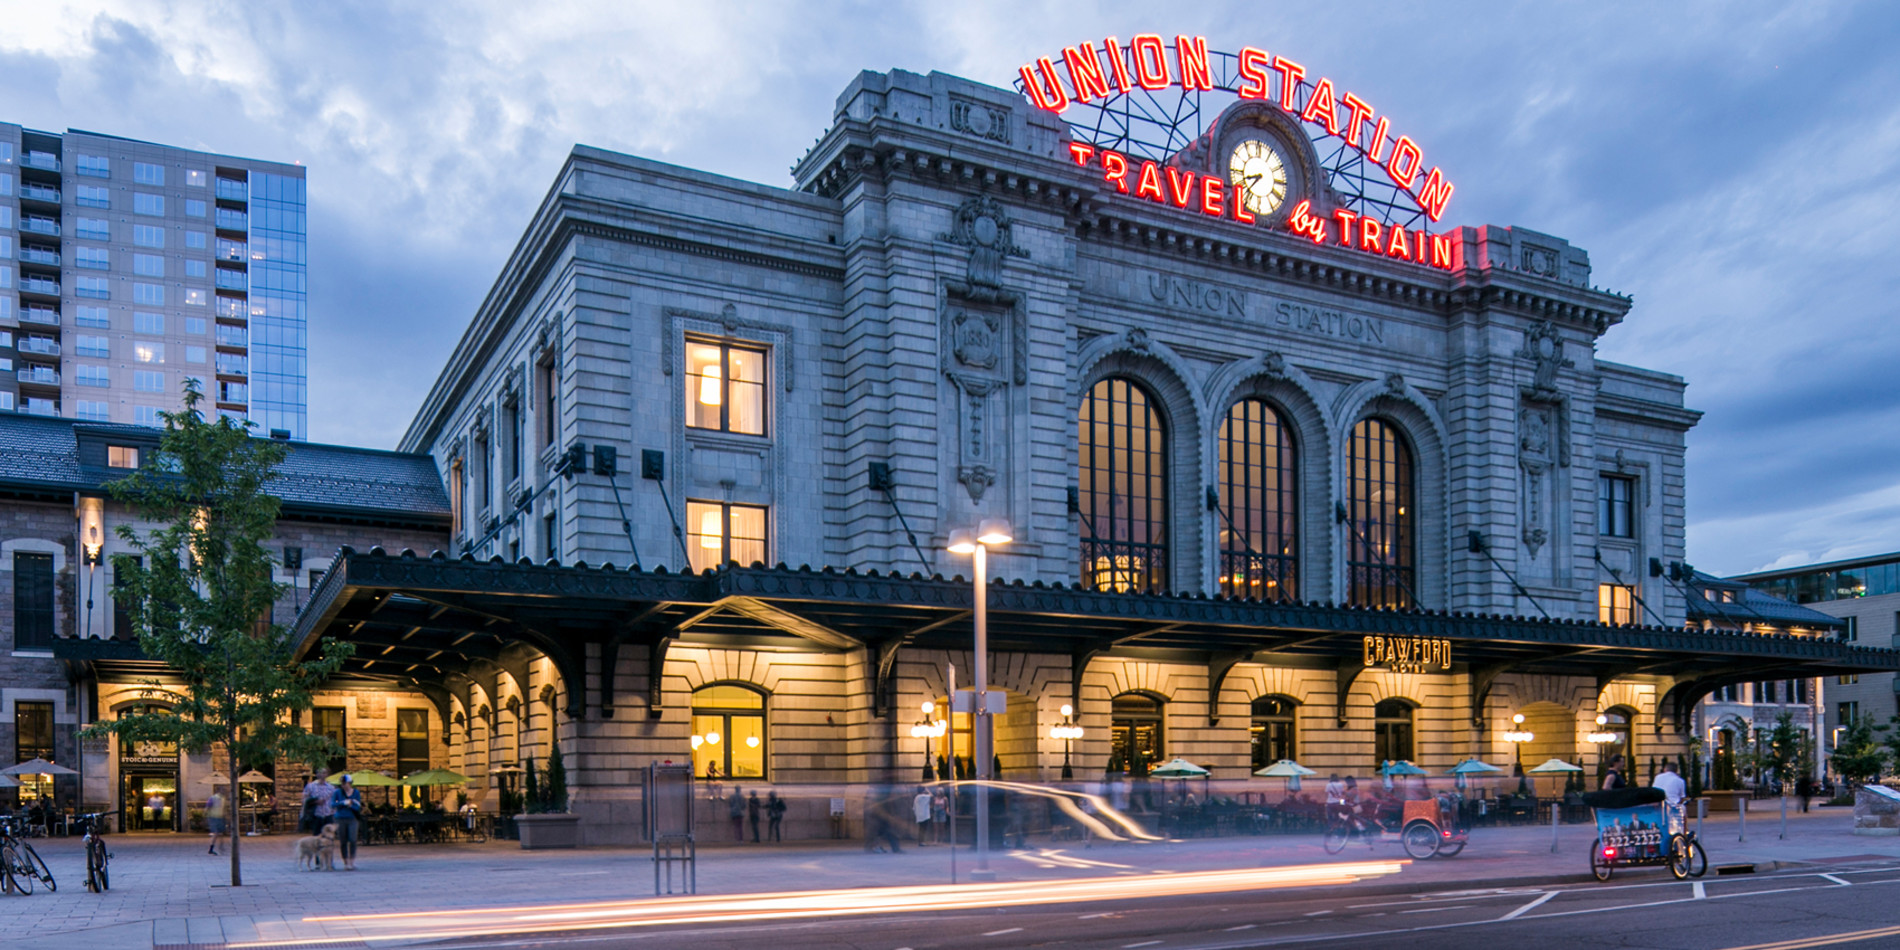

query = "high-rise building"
[0,124,307,439]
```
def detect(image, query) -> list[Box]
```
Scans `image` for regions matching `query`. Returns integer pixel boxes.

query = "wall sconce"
[79,497,105,565]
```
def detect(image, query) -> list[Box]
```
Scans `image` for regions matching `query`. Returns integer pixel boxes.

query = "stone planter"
[515,812,581,849]
[1853,785,1900,836]
[1702,791,1749,813]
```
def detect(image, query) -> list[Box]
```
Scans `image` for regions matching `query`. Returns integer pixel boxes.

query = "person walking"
[766,791,786,842]
[930,788,949,845]
[1601,755,1628,791]
[863,786,902,853]
[728,788,745,842]
[332,774,365,871]
[206,786,228,855]
[1796,773,1814,813]
[747,790,762,843]
[913,786,933,845]
[301,768,332,834]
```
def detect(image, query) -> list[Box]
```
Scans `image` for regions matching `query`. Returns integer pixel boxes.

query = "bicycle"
[1665,802,1707,880]
[77,812,110,893]
[0,816,55,894]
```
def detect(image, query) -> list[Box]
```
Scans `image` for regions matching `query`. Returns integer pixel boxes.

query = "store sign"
[1021,34,1461,271]
[1362,635,1452,674]
[120,739,176,766]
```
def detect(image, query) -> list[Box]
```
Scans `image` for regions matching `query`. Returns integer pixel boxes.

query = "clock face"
[1229,138,1289,218]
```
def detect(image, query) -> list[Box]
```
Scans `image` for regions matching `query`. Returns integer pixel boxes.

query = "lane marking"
[1124,942,1163,948]
[1399,905,1469,914]
[983,927,1023,936]
[1714,923,1900,950]
[1225,923,1257,931]
[1499,891,1556,920]
[1079,912,1119,919]
[1819,874,1851,886]
[1694,881,1706,899]
[1302,910,1332,917]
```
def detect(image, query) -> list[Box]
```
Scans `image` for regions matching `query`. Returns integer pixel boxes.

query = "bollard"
[1550,801,1561,853]
[1780,794,1787,840]
[1738,796,1746,842]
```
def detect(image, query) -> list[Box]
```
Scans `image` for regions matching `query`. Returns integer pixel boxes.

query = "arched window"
[691,684,766,780]
[1218,399,1298,600]
[1251,696,1298,769]
[1079,378,1169,593]
[1346,418,1417,608]
[1110,692,1165,772]
[1373,698,1415,766]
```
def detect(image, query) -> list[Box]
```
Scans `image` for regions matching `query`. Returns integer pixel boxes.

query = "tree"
[1883,714,1900,776]
[78,385,349,886]
[1764,713,1801,791]
[524,756,542,814]
[1830,715,1885,787]
[545,742,569,813]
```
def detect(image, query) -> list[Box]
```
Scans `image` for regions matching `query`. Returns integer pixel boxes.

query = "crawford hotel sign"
[1017,34,1461,270]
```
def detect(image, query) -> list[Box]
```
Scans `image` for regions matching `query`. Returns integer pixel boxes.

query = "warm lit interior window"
[685,340,766,435]
[1078,378,1169,593]
[686,501,768,571]
[107,445,140,469]
[1598,583,1636,625]
[691,684,766,779]
[1218,398,1297,600]
[1345,418,1415,607]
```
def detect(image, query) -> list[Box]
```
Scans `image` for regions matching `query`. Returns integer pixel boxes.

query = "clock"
[1228,138,1289,218]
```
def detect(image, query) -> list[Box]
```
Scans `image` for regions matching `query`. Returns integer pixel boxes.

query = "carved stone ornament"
[1521,247,1558,278]
[1384,372,1405,396]
[1518,321,1575,396]
[951,310,1001,370]
[950,97,1011,144]
[939,194,1027,291]
[1126,327,1151,352]
[958,464,997,502]
[1260,351,1288,380]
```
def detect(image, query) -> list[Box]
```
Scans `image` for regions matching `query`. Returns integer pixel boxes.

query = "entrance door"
[121,773,179,832]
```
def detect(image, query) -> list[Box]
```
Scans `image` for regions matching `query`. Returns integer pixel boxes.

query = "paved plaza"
[4,804,1892,949]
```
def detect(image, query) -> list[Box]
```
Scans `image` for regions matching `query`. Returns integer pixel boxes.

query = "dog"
[295,823,339,871]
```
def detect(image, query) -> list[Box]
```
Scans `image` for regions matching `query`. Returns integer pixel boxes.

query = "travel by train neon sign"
[1016,34,1460,271]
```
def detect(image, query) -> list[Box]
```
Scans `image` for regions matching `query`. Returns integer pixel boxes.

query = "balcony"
[23,398,58,417]
[216,240,247,263]
[215,355,248,377]
[215,297,249,319]
[19,308,59,327]
[216,327,249,348]
[22,152,59,172]
[17,248,58,266]
[17,367,60,387]
[215,209,248,232]
[19,183,60,204]
[20,277,61,297]
[214,268,248,291]
[17,338,60,358]
[20,218,59,237]
[215,179,248,202]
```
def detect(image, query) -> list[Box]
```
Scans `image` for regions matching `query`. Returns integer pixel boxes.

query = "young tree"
[78,385,349,886]
[1830,715,1885,787]
[1765,712,1802,792]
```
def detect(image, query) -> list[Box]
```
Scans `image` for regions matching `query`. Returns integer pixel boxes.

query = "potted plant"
[515,746,580,850]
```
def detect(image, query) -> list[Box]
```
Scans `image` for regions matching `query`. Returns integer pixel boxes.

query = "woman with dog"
[332,774,365,871]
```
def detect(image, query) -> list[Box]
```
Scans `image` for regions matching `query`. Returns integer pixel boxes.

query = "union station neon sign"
[1018,34,1460,271]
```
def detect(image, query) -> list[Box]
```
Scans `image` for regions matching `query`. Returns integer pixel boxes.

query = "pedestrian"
[766,791,786,842]
[1324,773,1347,824]
[863,786,902,853]
[728,787,745,842]
[301,768,332,834]
[913,786,933,845]
[747,790,762,843]
[206,785,228,855]
[1797,773,1814,813]
[930,787,949,845]
[1602,755,1627,791]
[332,774,365,871]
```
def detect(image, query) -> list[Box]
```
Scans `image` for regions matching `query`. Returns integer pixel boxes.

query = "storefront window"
[1346,419,1416,608]
[1250,696,1297,769]
[691,684,766,780]
[396,708,429,804]
[1110,692,1165,772]
[685,340,767,435]
[1079,378,1169,593]
[1218,399,1297,600]
[14,701,53,801]
[1373,698,1415,766]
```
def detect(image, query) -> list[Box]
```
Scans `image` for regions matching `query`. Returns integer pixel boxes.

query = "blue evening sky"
[2,2,1895,576]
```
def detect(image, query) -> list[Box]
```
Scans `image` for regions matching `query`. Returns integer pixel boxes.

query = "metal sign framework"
[1014,47,1434,231]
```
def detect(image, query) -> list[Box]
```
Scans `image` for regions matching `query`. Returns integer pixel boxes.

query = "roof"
[1731,551,1900,582]
[0,412,449,527]
[1684,570,1845,630]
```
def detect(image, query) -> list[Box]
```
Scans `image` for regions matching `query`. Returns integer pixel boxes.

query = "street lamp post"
[911,701,946,781]
[1503,713,1534,792]
[1050,704,1083,781]
[948,519,1011,882]
[1586,714,1618,782]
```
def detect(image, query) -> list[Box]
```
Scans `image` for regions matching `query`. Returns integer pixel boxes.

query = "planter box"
[1702,791,1749,813]
[515,812,581,850]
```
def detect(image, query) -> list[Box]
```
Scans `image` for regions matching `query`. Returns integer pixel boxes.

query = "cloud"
[2,1,1895,577]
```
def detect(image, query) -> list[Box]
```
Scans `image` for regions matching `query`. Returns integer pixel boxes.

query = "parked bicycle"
[77,812,110,892]
[0,815,56,894]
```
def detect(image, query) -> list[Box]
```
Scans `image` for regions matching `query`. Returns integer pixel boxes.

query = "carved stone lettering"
[1273,301,1386,344]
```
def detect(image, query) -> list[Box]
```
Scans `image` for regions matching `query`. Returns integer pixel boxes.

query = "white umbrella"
[197,771,233,786]
[0,775,17,789]
[1,757,77,777]
[1526,758,1582,774]
[1253,758,1317,793]
[236,770,274,785]
[1148,757,1209,778]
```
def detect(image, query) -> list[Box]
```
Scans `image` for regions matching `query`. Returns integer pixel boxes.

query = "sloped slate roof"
[1686,570,1843,629]
[0,412,449,526]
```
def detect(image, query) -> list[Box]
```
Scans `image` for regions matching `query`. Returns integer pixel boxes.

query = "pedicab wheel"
[1686,837,1708,878]
[1401,822,1440,860]
[1590,838,1613,882]
[1438,838,1467,857]
[1668,835,1691,880]
[1322,823,1350,855]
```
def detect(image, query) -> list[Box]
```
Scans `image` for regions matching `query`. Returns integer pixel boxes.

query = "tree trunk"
[227,669,242,887]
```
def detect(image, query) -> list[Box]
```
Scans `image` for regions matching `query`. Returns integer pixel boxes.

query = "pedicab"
[1581,786,1706,881]
[1322,762,1470,859]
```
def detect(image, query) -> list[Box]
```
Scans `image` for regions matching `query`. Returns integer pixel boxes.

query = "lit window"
[691,684,766,780]
[185,169,207,187]
[183,289,206,307]
[684,340,766,435]
[134,341,164,364]
[134,192,165,216]
[1373,698,1415,767]
[108,446,140,469]
[134,162,165,185]
[1250,696,1298,769]
[1345,418,1417,608]
[1110,692,1165,769]
[685,501,767,571]
[1218,398,1298,600]
[1598,583,1636,625]
[1079,378,1170,594]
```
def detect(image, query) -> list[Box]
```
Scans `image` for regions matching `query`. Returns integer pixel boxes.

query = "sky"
[1,1,1896,577]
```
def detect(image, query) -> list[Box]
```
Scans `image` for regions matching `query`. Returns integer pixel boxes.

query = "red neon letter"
[1332,209,1357,246]
[1387,136,1423,189]
[1201,177,1225,217]
[1431,233,1457,270]
[1135,160,1166,202]
[1366,116,1391,163]
[1165,167,1198,207]
[1063,45,1111,102]
[1417,167,1454,222]
[1068,142,1096,166]
[1414,230,1430,264]
[1175,35,1212,91]
[1102,150,1129,193]
[1301,78,1340,136]
[1131,34,1171,90]
[1385,225,1410,259]
[1019,59,1069,113]
[1359,217,1383,252]
[1234,192,1256,224]
[1286,200,1325,242]
[1342,92,1374,148]
[1271,56,1306,112]
[1101,36,1132,94]
[1236,47,1272,99]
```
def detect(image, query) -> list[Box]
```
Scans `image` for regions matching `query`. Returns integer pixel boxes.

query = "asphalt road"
[427,861,1900,950]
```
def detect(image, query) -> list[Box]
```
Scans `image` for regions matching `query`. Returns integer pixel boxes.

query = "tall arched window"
[1110,692,1165,771]
[1373,698,1415,766]
[1346,418,1416,607]
[691,684,766,780]
[1251,696,1298,769]
[1219,399,1298,599]
[1079,378,1169,593]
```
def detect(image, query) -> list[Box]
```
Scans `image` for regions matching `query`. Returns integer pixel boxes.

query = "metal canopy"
[285,547,1899,729]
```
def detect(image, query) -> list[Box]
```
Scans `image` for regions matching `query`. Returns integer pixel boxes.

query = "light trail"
[239,860,1406,947]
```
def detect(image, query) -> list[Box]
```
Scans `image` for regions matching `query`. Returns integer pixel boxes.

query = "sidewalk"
[17,805,1894,950]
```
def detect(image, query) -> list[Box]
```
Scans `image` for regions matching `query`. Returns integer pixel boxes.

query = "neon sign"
[1362,635,1453,674]
[1020,34,1461,271]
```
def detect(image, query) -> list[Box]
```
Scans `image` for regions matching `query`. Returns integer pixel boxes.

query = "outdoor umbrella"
[1149,757,1210,799]
[1447,758,1503,791]
[197,771,232,786]
[1,757,77,777]
[1378,759,1427,791]
[0,774,17,789]
[402,768,470,786]
[1253,758,1317,794]
[327,771,402,786]
[1526,757,1583,798]
[232,770,275,834]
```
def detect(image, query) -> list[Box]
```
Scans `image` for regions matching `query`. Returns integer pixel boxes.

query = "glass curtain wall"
[249,173,307,439]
